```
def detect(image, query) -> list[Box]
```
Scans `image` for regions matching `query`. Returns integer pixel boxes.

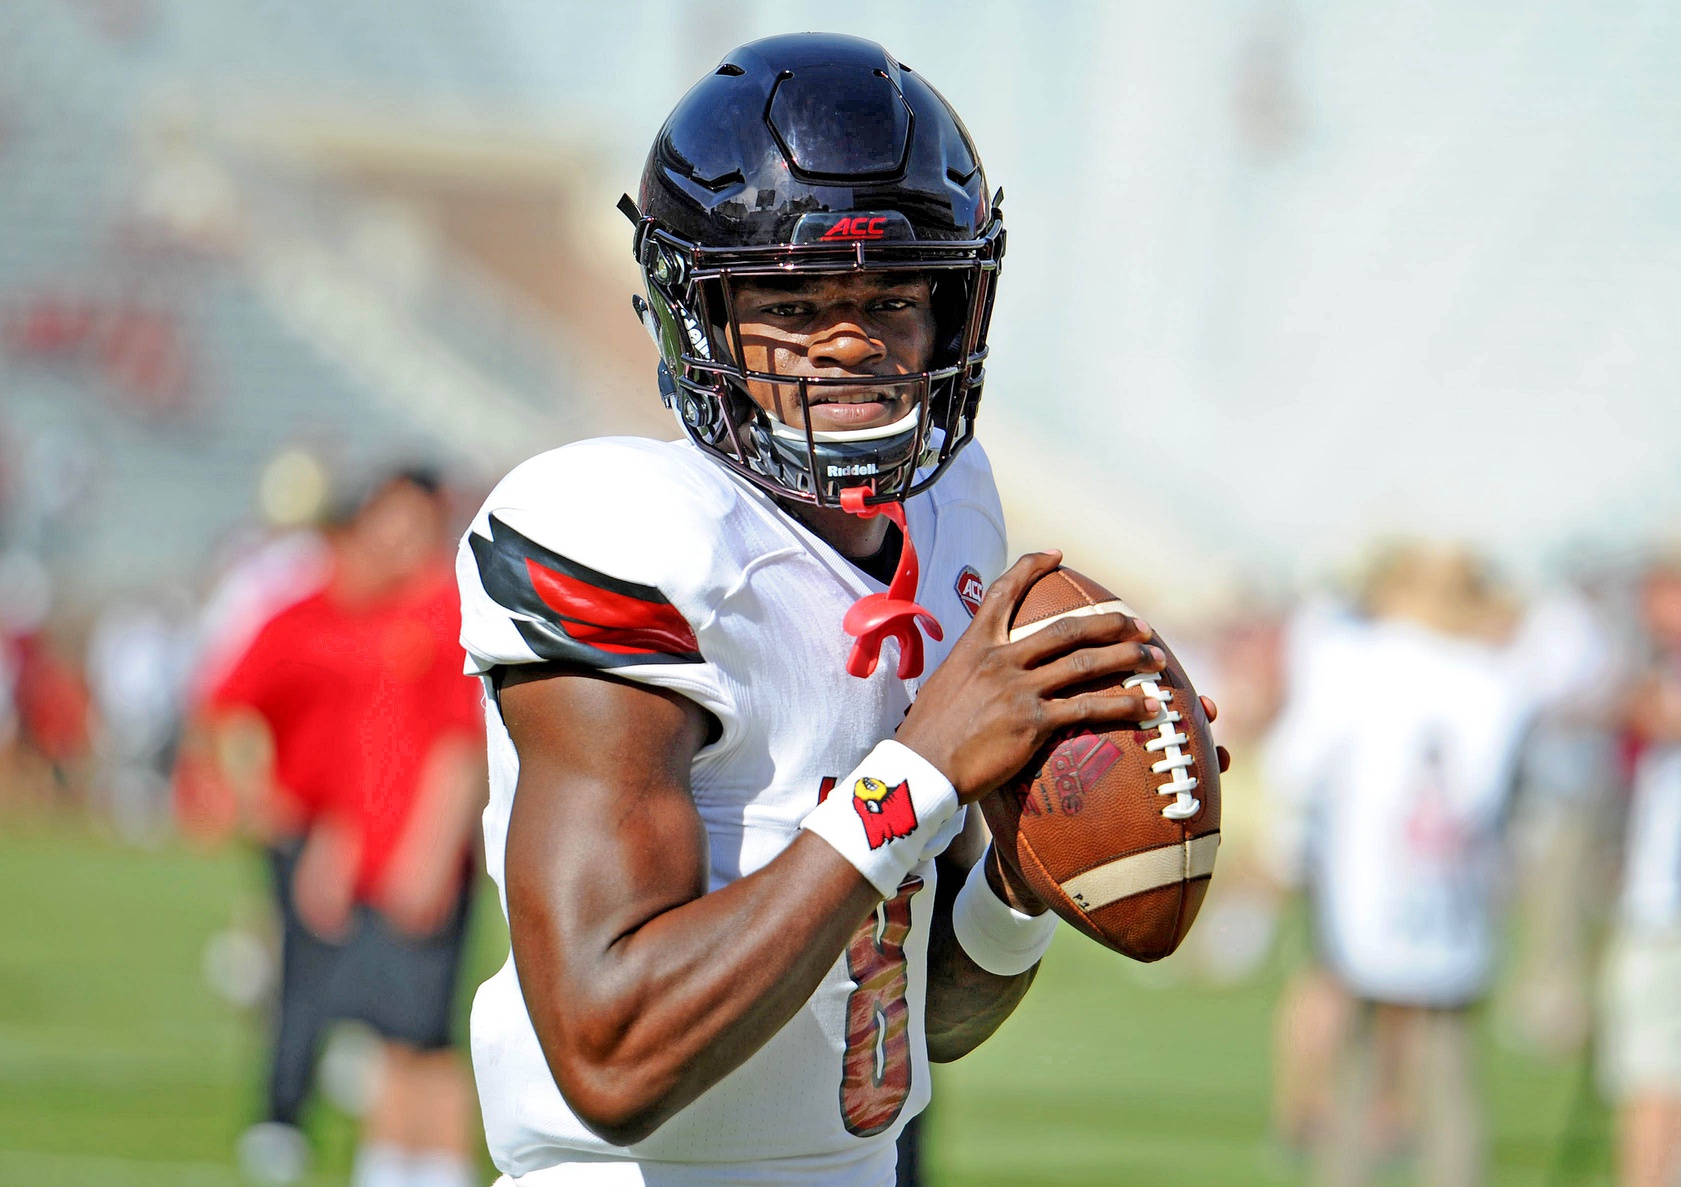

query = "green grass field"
[0,826,1614,1186]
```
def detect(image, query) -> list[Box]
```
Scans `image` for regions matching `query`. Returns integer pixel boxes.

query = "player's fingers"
[972,550,1063,638]
[1032,640,1165,694]
[1042,687,1160,732]
[1007,609,1154,666]
[1200,695,1219,723]
[1216,744,1231,774]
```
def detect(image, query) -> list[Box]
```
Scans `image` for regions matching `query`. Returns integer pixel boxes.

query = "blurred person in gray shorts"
[194,469,485,1187]
[1501,574,1625,1059]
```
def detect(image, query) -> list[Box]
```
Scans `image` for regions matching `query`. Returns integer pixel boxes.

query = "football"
[981,567,1221,962]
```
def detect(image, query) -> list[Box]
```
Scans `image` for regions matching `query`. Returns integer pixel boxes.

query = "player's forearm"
[510,830,879,1145]
[922,853,1039,1062]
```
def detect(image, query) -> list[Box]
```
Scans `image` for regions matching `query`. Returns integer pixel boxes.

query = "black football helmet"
[625,33,1004,508]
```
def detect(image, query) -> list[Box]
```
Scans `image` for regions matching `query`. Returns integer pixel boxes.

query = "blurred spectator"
[1265,544,1533,1187]
[192,448,335,692]
[0,428,99,813]
[1262,591,1363,1161]
[1500,575,1625,1058]
[1599,558,1681,1187]
[86,588,195,842]
[0,618,19,797]
[8,619,94,805]
[176,449,333,840]
[192,468,485,1187]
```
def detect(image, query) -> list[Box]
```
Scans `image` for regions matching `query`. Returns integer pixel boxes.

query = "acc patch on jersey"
[954,566,985,618]
[851,777,917,849]
[469,513,702,668]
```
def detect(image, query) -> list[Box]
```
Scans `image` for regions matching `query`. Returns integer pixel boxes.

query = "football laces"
[1123,674,1201,820]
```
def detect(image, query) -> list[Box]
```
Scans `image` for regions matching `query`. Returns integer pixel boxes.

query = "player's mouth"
[804,385,911,428]
[807,398,897,429]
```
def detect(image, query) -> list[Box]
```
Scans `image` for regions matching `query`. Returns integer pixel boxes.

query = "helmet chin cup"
[754,405,923,505]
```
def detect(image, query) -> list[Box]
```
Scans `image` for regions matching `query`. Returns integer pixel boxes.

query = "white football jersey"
[456,436,1006,1184]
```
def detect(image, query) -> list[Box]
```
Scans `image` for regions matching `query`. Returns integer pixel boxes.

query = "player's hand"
[897,550,1166,804]
[1200,694,1232,774]
[373,863,459,938]
[292,817,359,942]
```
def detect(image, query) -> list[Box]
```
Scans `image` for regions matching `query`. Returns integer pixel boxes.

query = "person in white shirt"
[1266,545,1532,1187]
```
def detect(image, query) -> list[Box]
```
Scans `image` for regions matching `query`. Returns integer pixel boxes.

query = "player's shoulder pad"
[458,437,743,672]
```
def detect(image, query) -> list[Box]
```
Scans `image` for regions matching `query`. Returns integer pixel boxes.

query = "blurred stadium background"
[4,0,1680,1183]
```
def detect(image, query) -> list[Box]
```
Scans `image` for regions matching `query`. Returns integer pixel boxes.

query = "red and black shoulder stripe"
[470,513,702,668]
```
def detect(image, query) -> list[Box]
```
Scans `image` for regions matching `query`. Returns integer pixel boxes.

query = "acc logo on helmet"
[821,215,889,241]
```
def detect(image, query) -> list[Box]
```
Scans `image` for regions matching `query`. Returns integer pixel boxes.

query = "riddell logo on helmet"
[821,216,889,241]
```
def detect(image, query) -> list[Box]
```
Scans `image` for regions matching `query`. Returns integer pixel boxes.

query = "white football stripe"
[1060,833,1220,914]
[1008,599,1138,643]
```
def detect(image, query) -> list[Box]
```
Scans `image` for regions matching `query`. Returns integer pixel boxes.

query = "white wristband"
[952,850,1058,976]
[800,740,961,897]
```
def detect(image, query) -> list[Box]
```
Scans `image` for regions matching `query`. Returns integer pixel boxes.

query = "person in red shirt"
[201,468,485,1187]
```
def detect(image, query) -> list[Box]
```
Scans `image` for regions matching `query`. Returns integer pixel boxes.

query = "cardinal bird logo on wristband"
[852,777,917,849]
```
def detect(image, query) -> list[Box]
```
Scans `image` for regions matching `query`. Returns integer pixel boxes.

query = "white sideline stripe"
[1008,599,1138,642]
[1061,833,1220,914]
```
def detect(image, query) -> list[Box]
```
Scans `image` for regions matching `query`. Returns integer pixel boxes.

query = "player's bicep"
[499,670,712,977]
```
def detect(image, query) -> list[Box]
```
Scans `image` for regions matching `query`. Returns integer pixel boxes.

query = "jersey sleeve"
[455,438,739,728]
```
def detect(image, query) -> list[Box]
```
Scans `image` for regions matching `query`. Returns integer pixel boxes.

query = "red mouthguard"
[839,486,943,680]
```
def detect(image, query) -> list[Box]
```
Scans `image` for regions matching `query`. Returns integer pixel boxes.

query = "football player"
[458,34,1183,1185]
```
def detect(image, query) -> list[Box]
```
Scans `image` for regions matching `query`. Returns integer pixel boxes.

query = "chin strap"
[839,486,944,680]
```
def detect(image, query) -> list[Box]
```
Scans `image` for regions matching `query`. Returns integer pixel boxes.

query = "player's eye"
[758,301,812,319]
[870,297,918,313]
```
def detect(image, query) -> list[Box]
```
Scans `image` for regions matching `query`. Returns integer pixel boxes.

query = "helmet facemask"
[635,221,1002,508]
